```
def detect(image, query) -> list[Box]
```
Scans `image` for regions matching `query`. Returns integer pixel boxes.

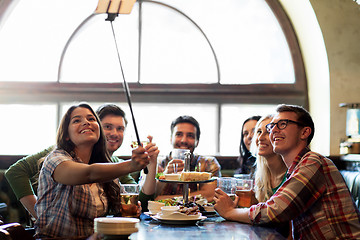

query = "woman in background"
[235,115,261,176]
[35,102,158,238]
[252,115,287,203]
[216,115,290,238]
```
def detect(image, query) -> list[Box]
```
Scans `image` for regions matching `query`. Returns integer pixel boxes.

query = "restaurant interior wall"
[279,0,360,156]
[308,0,360,156]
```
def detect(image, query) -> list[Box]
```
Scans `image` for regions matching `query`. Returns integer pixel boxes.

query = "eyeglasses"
[266,119,304,133]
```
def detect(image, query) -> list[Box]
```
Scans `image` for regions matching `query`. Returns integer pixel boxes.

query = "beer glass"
[120,184,140,217]
[235,179,254,208]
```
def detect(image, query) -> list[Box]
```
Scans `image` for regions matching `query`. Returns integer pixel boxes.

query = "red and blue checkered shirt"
[35,149,109,238]
[249,148,360,239]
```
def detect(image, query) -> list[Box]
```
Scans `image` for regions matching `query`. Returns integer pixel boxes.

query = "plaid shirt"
[35,150,108,238]
[249,148,360,240]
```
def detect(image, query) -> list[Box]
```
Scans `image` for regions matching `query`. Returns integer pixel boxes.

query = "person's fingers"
[169,159,183,164]
[132,146,146,154]
[215,188,225,195]
[131,151,150,169]
[233,195,240,206]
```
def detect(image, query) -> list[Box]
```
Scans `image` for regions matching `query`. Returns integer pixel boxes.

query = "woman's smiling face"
[243,119,258,151]
[255,118,275,158]
[67,107,100,148]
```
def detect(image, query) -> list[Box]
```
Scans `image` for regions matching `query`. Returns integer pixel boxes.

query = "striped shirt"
[35,149,109,238]
[249,148,360,239]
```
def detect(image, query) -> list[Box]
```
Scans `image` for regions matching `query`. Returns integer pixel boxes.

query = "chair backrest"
[340,170,360,209]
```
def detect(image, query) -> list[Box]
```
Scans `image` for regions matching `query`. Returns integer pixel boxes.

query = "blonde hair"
[252,115,274,202]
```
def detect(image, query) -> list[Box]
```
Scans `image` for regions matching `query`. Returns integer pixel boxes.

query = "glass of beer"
[130,139,149,149]
[235,179,254,208]
[120,184,140,217]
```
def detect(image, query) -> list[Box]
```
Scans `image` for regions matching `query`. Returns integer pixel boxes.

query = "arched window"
[0,0,306,156]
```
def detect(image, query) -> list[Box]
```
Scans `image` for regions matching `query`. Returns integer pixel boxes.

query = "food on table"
[178,204,200,215]
[164,173,181,181]
[156,172,165,180]
[180,172,212,182]
[148,201,165,214]
[154,195,214,213]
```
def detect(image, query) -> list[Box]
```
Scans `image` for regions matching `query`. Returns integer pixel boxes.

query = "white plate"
[94,217,139,225]
[158,177,216,184]
[144,211,156,216]
[94,217,139,235]
[154,212,205,221]
[152,213,206,225]
[94,226,138,235]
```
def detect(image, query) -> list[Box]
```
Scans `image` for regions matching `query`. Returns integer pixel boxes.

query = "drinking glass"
[234,174,252,180]
[130,135,149,149]
[235,179,254,208]
[120,184,140,217]
[217,177,237,200]
[172,149,190,160]
[171,149,190,173]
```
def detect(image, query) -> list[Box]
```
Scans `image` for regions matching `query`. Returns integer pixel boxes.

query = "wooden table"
[127,214,286,240]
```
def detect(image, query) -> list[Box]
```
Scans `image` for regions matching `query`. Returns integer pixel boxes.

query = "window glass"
[61,102,217,156]
[220,104,277,156]
[126,103,218,157]
[59,13,139,83]
[0,104,57,155]
[0,0,98,82]
[157,0,294,84]
[0,0,294,84]
[140,2,218,84]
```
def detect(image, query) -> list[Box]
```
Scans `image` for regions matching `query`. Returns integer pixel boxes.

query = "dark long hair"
[239,115,262,160]
[56,102,121,213]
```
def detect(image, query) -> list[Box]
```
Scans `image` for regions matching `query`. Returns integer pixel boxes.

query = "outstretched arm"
[53,147,151,185]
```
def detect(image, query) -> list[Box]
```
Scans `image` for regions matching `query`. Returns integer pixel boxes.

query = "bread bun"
[180,172,211,182]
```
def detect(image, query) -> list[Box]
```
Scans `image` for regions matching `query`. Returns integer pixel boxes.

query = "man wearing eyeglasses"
[214,104,360,239]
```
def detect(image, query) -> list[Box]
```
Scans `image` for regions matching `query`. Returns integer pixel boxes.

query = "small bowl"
[161,206,179,217]
[148,201,165,214]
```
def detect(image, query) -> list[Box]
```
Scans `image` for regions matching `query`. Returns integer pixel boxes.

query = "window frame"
[0,0,307,105]
[0,0,307,155]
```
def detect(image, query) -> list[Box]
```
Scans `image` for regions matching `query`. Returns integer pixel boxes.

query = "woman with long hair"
[216,115,290,238]
[35,102,158,238]
[235,115,261,176]
[252,115,288,202]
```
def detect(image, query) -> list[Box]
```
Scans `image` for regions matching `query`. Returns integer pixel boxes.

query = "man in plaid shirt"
[214,104,360,239]
[156,115,221,201]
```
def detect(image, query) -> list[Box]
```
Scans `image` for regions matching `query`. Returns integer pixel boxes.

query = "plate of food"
[151,195,216,216]
[152,213,206,225]
[152,205,206,225]
[157,172,216,183]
